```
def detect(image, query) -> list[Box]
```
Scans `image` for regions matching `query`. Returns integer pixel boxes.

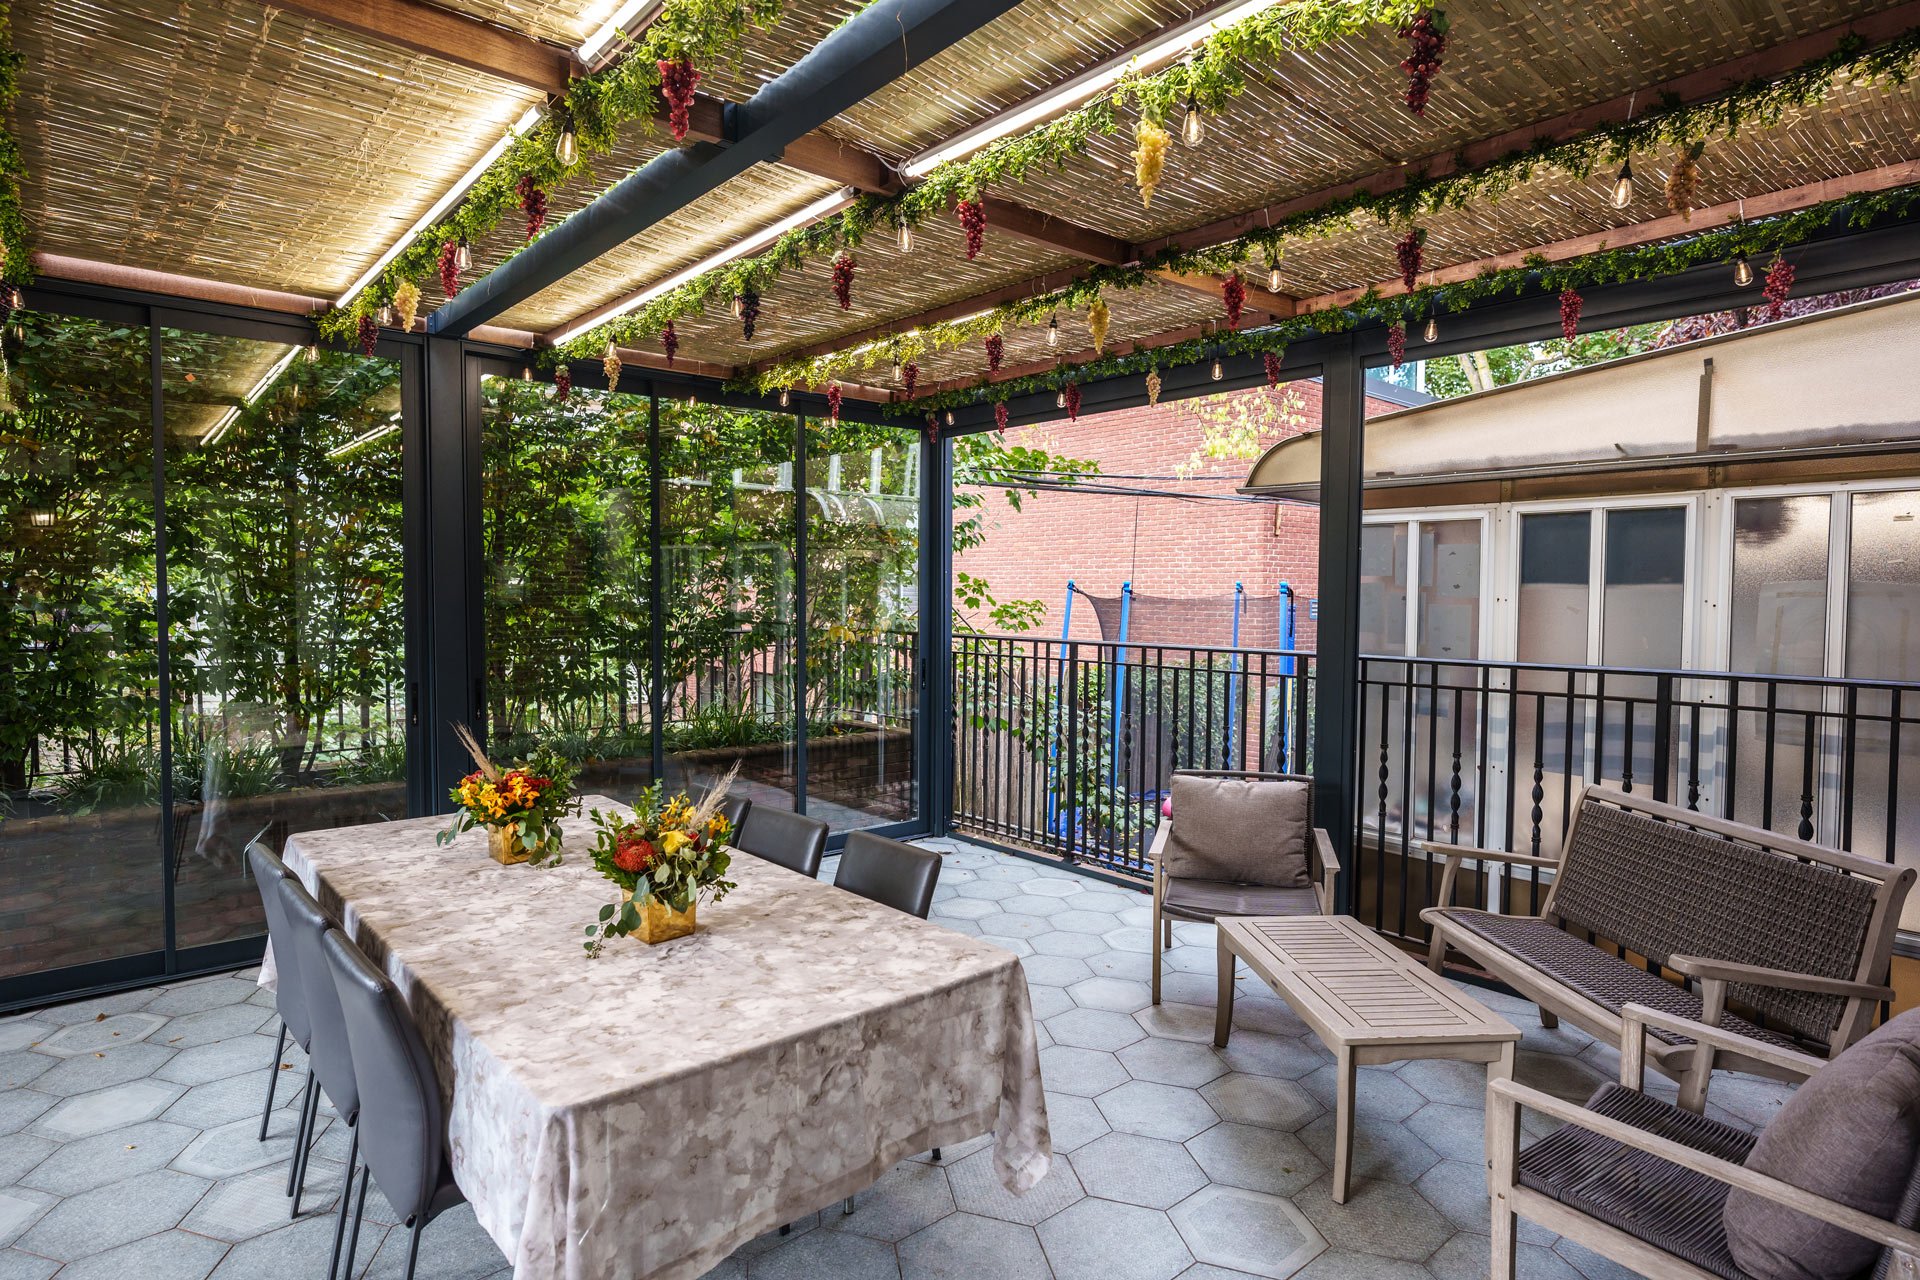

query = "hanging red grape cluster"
[1558,288,1583,342]
[357,314,379,357]
[956,199,987,260]
[830,254,855,310]
[1387,322,1406,370]
[1763,256,1795,321]
[1264,351,1283,388]
[739,290,761,341]
[826,383,843,423]
[902,361,919,398]
[1222,273,1247,329]
[985,334,1003,372]
[1064,381,1081,421]
[658,59,703,142]
[1399,10,1449,117]
[517,176,548,241]
[1395,228,1427,291]
[661,320,679,366]
[994,402,1009,431]
[438,240,462,297]
[554,364,572,402]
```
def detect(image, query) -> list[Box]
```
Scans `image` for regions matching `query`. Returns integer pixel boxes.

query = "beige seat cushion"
[1162,774,1309,888]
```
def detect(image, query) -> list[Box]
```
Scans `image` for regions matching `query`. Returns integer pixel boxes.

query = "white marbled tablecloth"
[261,798,1050,1280]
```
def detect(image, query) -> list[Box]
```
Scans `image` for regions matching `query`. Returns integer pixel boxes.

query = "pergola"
[18,0,1920,879]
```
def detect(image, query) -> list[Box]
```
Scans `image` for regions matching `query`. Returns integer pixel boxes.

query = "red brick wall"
[953,382,1402,649]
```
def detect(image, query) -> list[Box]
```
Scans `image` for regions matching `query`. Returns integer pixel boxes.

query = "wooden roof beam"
[269,0,578,94]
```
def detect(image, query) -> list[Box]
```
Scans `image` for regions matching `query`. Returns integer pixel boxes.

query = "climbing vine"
[0,1,27,285]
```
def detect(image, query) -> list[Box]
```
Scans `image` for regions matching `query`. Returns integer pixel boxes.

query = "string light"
[1181,96,1205,147]
[1266,257,1283,293]
[555,118,579,167]
[377,304,394,327]
[1055,387,1067,408]
[1046,313,1060,347]
[778,387,791,407]
[1609,157,1635,208]
[1733,253,1755,287]
[455,239,474,273]
[1423,314,1439,343]
[897,219,914,254]
[304,345,319,364]
[732,294,745,319]
[1210,354,1224,381]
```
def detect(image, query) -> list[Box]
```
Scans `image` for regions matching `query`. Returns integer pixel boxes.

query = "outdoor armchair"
[1150,768,1339,1006]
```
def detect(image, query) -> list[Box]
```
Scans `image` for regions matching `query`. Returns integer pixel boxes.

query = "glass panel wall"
[1598,506,1686,792]
[480,374,655,803]
[804,417,921,830]
[1845,490,1920,918]
[162,332,406,949]
[0,312,164,979]
[660,398,799,813]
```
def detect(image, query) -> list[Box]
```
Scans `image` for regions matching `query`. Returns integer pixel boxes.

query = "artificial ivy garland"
[0,1,27,286]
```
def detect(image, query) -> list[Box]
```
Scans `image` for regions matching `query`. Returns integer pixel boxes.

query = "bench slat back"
[1551,796,1880,1042]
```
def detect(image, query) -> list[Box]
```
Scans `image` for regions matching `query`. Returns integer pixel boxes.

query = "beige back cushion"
[1162,775,1310,887]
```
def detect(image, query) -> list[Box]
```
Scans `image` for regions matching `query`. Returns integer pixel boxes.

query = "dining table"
[259,797,1051,1280]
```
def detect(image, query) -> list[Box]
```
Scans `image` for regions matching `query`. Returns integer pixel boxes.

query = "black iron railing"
[951,636,1920,943]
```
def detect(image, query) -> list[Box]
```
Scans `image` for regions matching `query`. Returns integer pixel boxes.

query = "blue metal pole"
[1047,582,1076,839]
[1278,583,1296,770]
[1226,583,1243,769]
[1113,583,1132,795]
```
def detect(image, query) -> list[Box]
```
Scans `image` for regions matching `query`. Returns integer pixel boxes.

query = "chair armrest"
[1617,1002,1826,1092]
[1150,823,1169,901]
[1312,828,1339,914]
[1423,840,1561,870]
[1667,956,1895,1003]
[1486,1078,1920,1259]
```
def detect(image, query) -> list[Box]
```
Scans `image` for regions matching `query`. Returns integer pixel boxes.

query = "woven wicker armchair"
[1488,1004,1918,1280]
[1424,785,1911,1111]
[1150,769,1339,1006]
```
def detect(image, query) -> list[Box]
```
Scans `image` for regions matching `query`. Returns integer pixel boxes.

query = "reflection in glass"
[1515,512,1593,850]
[1358,523,1408,654]
[1600,506,1686,669]
[0,313,163,977]
[1846,490,1920,922]
[481,375,653,802]
[805,418,921,830]
[163,332,406,949]
[660,401,798,812]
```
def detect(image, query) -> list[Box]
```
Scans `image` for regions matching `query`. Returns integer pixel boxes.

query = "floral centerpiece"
[437,724,580,866]
[582,766,738,953]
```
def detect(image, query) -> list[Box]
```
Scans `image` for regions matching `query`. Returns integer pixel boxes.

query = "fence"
[950,636,1920,943]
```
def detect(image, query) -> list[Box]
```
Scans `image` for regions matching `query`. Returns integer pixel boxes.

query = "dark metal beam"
[1311,335,1366,915]
[429,0,1025,337]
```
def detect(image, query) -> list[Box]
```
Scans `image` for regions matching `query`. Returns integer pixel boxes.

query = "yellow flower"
[661,829,693,854]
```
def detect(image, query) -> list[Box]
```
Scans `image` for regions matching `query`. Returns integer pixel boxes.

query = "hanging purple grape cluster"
[901,361,919,398]
[1559,288,1583,342]
[661,320,678,367]
[995,402,1009,431]
[956,200,987,260]
[1763,257,1795,321]
[554,365,572,402]
[517,176,548,241]
[1064,381,1081,421]
[1222,273,1247,329]
[357,314,379,357]
[1387,322,1406,370]
[1399,10,1450,117]
[1395,228,1426,291]
[739,289,761,341]
[831,254,855,310]
[438,240,462,298]
[985,334,1004,372]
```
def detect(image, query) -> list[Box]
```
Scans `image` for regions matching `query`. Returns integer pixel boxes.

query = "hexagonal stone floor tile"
[1069,1132,1206,1209]
[18,1119,197,1197]
[750,1225,899,1280]
[0,1055,54,1093]
[1041,1092,1110,1153]
[1046,1009,1145,1053]
[832,1161,956,1242]
[1023,956,1097,987]
[30,1043,176,1097]
[0,1188,53,1249]
[144,978,261,1018]
[947,1147,1084,1227]
[1066,977,1152,1014]
[0,1134,53,1186]
[1036,1046,1129,1098]
[1299,1064,1425,1125]
[1429,1232,1586,1280]
[1299,1110,1441,1187]
[34,1013,168,1058]
[173,1115,321,1181]
[47,1228,228,1280]
[156,1037,274,1088]
[35,992,155,1026]
[1049,911,1123,936]
[1020,879,1082,898]
[0,1246,60,1280]
[900,1211,1051,1280]
[16,1168,210,1261]
[1117,1038,1229,1088]
[1414,1159,1555,1246]
[1168,1185,1327,1280]
[1029,932,1110,959]
[1213,1030,1329,1081]
[181,1165,314,1243]
[154,1004,274,1050]
[1094,1081,1219,1142]
[1185,1122,1326,1198]
[1028,986,1075,1022]
[31,1078,185,1141]
[1035,1196,1192,1280]
[1294,1174,1453,1262]
[0,1023,52,1055]
[0,1091,54,1140]
[1132,1003,1215,1044]
[1198,1074,1320,1132]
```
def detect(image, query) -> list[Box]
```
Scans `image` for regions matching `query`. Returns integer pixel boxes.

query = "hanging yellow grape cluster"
[1134,117,1169,208]
[1088,297,1110,352]
[603,342,622,387]
[392,279,420,333]
[1666,141,1704,221]
[1145,367,1163,406]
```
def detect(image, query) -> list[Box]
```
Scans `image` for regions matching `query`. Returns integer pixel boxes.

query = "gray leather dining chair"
[737,807,828,878]
[323,929,467,1280]
[247,841,309,1148]
[276,877,362,1278]
[834,831,941,919]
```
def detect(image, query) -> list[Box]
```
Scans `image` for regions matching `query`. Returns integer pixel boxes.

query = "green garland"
[316,0,790,342]
[0,1,27,285]
[554,15,1920,382]
[875,184,1920,417]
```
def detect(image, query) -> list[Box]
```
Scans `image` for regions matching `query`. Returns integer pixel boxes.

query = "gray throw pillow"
[1161,774,1310,888]
[1723,1007,1920,1280]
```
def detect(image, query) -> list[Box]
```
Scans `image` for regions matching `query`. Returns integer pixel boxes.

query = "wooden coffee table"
[1215,914,1519,1203]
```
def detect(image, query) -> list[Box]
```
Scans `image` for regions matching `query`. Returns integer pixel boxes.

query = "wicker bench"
[1422,785,1912,1111]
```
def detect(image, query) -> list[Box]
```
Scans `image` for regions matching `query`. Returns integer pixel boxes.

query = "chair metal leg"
[842,1196,854,1216]
[289,1074,321,1216]
[327,1121,358,1280]
[286,1069,318,1201]
[930,1148,941,1162]
[403,1216,426,1280]
[341,1158,372,1280]
[778,1224,791,1236]
[259,1019,287,1141]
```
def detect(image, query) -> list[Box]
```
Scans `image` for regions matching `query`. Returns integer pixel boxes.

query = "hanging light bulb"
[305,344,319,364]
[1181,97,1205,147]
[1267,260,1283,293]
[892,356,905,383]
[1210,355,1224,381]
[778,387,791,408]
[377,304,394,327]
[1046,313,1060,347]
[732,294,745,319]
[945,409,956,426]
[555,120,578,166]
[1055,388,1067,409]
[521,366,532,381]
[1609,158,1635,209]
[1733,253,1755,288]
[897,220,914,254]
[455,239,473,272]
[687,390,698,407]
[1423,315,1439,343]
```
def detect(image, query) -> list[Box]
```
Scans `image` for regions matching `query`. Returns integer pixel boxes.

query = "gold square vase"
[487,826,535,865]
[623,890,697,943]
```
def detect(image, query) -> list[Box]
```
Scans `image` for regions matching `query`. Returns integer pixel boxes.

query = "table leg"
[1214,930,1235,1048]
[1485,1041,1516,1177]
[1332,1044,1356,1205]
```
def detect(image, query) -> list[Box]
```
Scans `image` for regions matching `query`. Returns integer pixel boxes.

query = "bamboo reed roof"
[15,0,1920,397]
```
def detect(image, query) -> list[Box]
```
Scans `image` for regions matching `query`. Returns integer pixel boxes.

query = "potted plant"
[438,724,580,865]
[582,766,738,952]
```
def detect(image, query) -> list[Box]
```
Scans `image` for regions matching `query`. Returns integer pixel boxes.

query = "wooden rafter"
[269,0,578,94]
